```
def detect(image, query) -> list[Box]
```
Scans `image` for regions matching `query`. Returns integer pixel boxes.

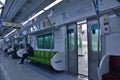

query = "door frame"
[66,22,78,75]
[87,18,101,80]
[77,21,88,77]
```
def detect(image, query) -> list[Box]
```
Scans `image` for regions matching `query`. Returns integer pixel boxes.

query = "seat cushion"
[102,73,120,80]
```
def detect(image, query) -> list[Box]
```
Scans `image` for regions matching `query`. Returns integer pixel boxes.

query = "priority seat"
[102,56,120,80]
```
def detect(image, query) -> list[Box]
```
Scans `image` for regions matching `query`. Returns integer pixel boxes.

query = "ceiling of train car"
[1,0,119,38]
[0,0,88,38]
[0,0,56,38]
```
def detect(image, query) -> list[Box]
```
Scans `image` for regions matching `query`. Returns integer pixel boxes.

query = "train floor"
[78,53,88,76]
[0,52,88,80]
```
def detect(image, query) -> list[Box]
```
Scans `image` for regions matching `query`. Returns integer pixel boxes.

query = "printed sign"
[2,21,21,28]
[103,15,109,33]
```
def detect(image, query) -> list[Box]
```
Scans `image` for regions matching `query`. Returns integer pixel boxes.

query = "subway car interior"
[0,0,120,80]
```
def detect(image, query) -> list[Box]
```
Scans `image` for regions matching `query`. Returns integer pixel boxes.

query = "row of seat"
[27,50,57,66]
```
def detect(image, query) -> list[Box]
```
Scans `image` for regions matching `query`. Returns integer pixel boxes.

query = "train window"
[37,33,54,49]
[68,29,75,51]
[37,36,44,48]
[91,24,98,51]
[92,29,98,51]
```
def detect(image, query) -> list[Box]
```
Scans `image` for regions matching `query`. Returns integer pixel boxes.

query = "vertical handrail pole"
[92,0,101,67]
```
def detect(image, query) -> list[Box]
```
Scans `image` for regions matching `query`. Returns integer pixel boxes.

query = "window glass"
[37,36,44,48]
[44,35,50,48]
[37,33,54,49]
[91,24,98,51]
[68,29,75,51]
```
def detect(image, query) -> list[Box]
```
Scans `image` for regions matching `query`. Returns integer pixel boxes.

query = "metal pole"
[92,0,101,67]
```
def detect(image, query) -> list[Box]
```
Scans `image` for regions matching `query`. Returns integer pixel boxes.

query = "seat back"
[109,56,120,75]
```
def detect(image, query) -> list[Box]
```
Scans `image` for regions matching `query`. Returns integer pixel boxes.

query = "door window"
[91,24,99,51]
[68,29,75,51]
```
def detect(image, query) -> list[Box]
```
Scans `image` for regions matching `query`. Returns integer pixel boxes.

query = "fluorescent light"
[28,10,45,21]
[22,10,45,25]
[0,4,2,8]
[44,0,63,10]
[0,0,6,5]
[4,29,17,38]
[0,0,6,15]
[77,20,87,24]
[0,9,2,14]
[22,20,29,25]
[22,0,63,25]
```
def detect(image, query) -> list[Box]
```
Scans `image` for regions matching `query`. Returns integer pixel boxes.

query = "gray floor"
[0,67,6,80]
[78,54,88,76]
[0,54,49,80]
[0,52,87,80]
[78,43,88,77]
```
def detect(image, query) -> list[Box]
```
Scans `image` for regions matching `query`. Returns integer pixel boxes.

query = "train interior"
[0,0,120,80]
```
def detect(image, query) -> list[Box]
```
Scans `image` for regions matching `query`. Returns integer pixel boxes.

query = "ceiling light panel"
[44,0,63,10]
[0,0,6,5]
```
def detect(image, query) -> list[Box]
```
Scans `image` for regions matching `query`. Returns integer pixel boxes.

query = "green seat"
[44,51,50,59]
[34,50,38,57]
[27,50,57,66]
[50,52,57,58]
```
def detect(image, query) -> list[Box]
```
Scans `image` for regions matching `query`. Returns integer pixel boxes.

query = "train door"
[87,19,100,80]
[67,23,78,75]
[77,21,88,78]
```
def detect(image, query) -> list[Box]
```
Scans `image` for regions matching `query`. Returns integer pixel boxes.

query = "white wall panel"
[109,16,120,33]
[104,16,120,54]
[50,0,95,26]
[99,0,120,11]
[106,33,120,54]
[54,26,66,52]
[100,15,120,56]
